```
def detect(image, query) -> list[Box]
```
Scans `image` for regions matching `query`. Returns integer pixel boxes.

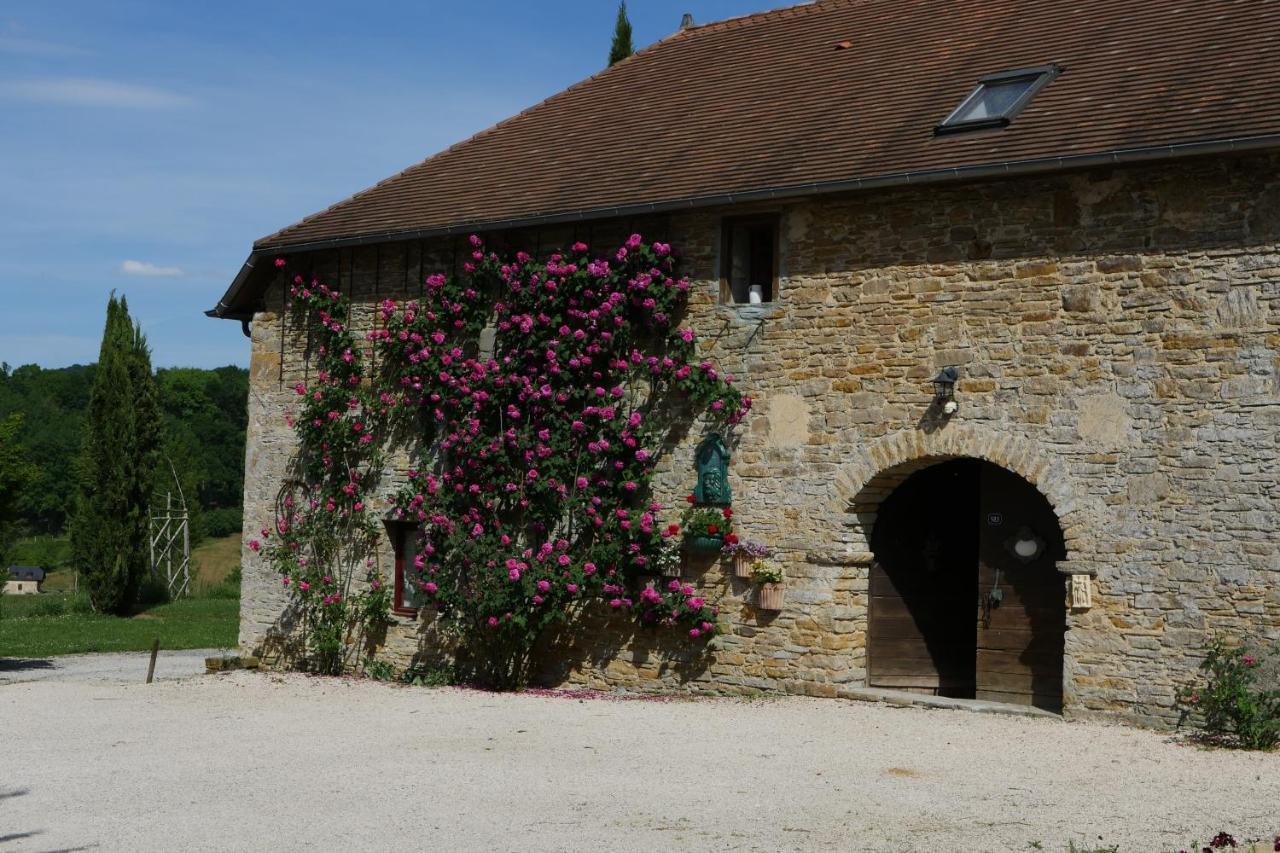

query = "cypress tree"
[71,295,161,615]
[608,1,634,67]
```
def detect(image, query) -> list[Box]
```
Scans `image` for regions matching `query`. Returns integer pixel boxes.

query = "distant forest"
[0,363,248,541]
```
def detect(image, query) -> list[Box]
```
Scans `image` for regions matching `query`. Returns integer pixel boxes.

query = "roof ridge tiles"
[672,0,830,36]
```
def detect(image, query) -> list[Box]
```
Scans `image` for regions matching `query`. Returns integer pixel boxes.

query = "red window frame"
[390,523,421,617]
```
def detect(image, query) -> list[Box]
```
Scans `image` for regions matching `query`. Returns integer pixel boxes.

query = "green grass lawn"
[191,533,243,591]
[1,531,243,657]
[9,534,75,591]
[0,594,238,657]
[9,532,244,595]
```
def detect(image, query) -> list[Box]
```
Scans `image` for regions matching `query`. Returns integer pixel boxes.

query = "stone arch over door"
[828,426,1096,712]
[830,426,1091,569]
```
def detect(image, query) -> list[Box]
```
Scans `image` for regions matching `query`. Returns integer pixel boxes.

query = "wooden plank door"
[868,460,978,696]
[975,464,1066,711]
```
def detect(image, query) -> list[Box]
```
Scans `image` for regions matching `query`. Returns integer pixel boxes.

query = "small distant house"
[5,566,45,595]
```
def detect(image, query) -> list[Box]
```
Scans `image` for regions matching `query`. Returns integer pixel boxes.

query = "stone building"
[4,566,45,595]
[210,0,1280,726]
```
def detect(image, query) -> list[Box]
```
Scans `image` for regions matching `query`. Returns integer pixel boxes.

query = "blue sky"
[0,0,782,369]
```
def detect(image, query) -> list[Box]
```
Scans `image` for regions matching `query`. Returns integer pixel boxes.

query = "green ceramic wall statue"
[694,433,731,506]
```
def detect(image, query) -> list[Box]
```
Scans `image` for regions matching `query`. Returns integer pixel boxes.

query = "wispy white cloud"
[0,77,191,109]
[0,35,89,57]
[120,260,184,278]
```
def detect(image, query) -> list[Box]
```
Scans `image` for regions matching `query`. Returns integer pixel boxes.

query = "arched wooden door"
[867,459,1066,711]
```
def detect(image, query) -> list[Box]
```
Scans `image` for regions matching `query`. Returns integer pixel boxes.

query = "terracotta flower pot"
[757,582,785,611]
[734,552,754,578]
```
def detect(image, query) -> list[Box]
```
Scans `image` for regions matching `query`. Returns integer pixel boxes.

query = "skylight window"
[936,64,1061,135]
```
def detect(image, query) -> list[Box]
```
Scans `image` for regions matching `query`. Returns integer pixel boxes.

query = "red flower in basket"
[686,494,696,504]
[724,533,739,545]
[722,507,733,519]
[707,524,719,535]
[667,524,680,536]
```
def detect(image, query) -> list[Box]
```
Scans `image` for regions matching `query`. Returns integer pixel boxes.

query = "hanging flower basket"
[758,582,785,611]
[750,558,785,610]
[680,504,732,555]
[685,534,724,554]
[723,539,769,578]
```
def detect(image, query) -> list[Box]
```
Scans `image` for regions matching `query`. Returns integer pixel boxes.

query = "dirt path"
[2,672,1277,852]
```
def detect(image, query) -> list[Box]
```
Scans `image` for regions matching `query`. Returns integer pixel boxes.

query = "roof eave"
[206,255,261,321]
[207,132,1280,321]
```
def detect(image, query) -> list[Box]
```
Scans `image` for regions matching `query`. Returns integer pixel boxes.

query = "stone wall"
[237,151,1280,726]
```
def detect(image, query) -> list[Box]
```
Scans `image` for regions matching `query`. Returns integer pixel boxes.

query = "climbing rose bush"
[254,235,750,687]
[1177,636,1280,751]
[252,270,391,674]
[372,235,748,686]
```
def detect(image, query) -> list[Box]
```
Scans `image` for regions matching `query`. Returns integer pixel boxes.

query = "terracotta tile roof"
[256,0,1280,251]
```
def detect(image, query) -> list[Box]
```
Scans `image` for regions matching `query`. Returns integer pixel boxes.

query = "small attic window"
[721,215,779,305]
[936,64,1061,135]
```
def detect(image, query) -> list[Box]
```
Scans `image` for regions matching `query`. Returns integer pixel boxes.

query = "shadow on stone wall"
[533,605,716,691]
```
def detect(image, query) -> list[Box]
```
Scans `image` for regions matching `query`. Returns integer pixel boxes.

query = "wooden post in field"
[146,638,160,684]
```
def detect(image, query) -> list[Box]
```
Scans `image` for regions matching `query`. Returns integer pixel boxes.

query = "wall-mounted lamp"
[1007,526,1046,563]
[932,366,959,415]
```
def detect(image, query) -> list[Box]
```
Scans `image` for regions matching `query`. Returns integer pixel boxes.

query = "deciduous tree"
[0,413,35,568]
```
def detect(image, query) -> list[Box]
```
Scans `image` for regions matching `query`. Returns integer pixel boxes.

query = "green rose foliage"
[1177,636,1280,751]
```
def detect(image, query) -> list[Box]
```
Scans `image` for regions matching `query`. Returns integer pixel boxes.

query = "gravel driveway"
[0,648,221,685]
[2,671,1277,852]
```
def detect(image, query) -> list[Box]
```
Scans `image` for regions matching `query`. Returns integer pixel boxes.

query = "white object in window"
[723,217,778,304]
